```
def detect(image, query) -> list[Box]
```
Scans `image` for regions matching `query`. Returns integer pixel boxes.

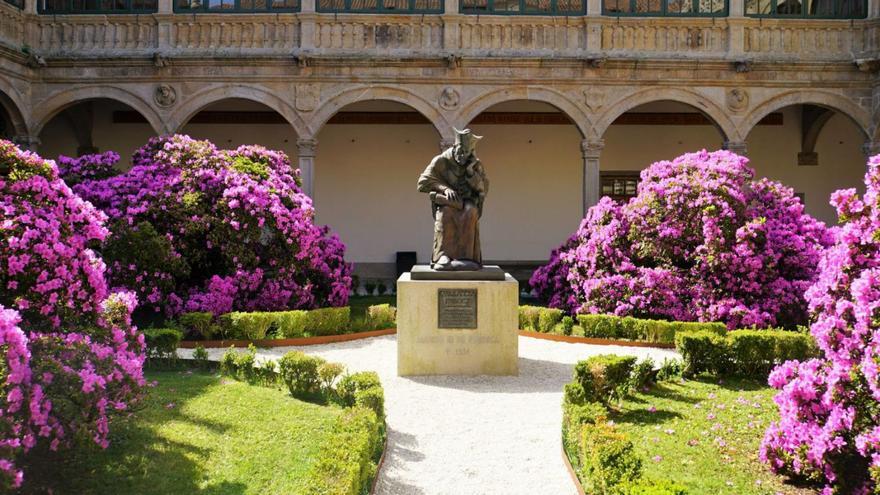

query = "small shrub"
[220,346,238,376]
[561,316,575,336]
[144,328,183,359]
[192,345,209,368]
[574,355,638,406]
[302,406,384,495]
[222,312,275,340]
[256,359,277,385]
[274,310,309,338]
[318,362,346,393]
[235,344,258,382]
[674,331,728,377]
[278,351,325,398]
[305,307,351,336]
[655,358,682,382]
[338,372,384,418]
[538,307,563,333]
[178,312,217,339]
[578,422,642,495]
[518,305,542,331]
[562,401,608,461]
[628,358,655,391]
[364,280,377,296]
[365,304,396,330]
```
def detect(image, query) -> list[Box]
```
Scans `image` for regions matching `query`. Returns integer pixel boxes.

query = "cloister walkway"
[182,335,678,495]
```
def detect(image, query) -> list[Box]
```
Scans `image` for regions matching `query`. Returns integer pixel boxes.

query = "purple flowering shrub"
[531,150,832,329]
[761,155,880,494]
[56,151,121,186]
[66,136,352,316]
[0,141,145,489]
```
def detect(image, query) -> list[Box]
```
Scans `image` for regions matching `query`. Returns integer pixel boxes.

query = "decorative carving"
[446,54,462,69]
[25,53,46,69]
[583,87,606,112]
[296,138,318,157]
[583,57,606,69]
[154,84,177,108]
[733,60,752,73]
[855,59,880,74]
[153,53,170,68]
[293,55,311,68]
[580,139,605,158]
[726,88,749,113]
[295,84,319,112]
[439,87,460,111]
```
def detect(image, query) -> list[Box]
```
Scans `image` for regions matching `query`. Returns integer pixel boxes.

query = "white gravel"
[179,335,678,495]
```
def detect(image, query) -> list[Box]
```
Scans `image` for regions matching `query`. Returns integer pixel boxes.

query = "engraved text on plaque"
[438,288,477,329]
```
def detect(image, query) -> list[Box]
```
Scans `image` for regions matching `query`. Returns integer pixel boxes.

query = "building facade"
[0,0,877,279]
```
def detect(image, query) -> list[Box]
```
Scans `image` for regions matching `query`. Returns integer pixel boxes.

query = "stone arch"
[739,90,871,141]
[594,87,737,142]
[454,86,591,139]
[169,84,308,138]
[31,86,165,136]
[307,85,451,141]
[0,80,28,137]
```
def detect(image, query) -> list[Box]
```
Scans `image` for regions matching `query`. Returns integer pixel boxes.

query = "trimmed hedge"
[578,422,642,495]
[572,354,638,407]
[577,314,726,344]
[221,312,275,340]
[144,327,183,359]
[178,311,218,339]
[365,304,396,331]
[675,329,817,378]
[338,371,385,420]
[519,305,563,333]
[278,350,325,399]
[302,406,384,495]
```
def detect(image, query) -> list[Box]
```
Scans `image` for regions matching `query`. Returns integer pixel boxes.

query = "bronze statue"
[417,128,489,271]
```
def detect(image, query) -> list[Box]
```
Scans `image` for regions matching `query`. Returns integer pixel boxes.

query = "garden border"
[561,445,587,495]
[179,328,675,349]
[370,430,390,495]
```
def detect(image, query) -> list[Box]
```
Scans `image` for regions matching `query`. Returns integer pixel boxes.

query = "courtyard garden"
[3,134,880,494]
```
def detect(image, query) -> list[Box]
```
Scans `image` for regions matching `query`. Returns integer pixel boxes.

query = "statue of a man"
[417,128,489,271]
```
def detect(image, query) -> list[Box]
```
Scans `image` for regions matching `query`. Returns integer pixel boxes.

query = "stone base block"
[396,272,518,376]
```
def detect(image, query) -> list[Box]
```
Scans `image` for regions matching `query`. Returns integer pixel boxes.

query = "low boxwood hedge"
[144,327,183,359]
[675,329,817,378]
[577,314,726,344]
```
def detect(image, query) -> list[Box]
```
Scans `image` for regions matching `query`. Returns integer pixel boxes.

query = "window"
[40,0,155,13]
[600,171,640,203]
[176,0,297,12]
[603,0,725,15]
[317,0,441,12]
[745,0,865,17]
[461,0,584,15]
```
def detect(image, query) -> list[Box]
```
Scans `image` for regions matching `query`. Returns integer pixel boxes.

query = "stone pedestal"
[397,269,518,376]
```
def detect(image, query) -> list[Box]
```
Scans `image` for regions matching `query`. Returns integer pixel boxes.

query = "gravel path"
[179,335,678,495]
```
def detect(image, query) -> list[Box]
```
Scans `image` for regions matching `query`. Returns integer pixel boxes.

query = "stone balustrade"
[0,3,874,62]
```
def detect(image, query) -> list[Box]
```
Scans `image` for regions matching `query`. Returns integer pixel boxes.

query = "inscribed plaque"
[438,288,477,329]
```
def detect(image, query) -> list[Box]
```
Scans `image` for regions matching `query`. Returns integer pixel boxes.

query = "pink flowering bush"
[761,154,880,494]
[0,140,145,489]
[65,136,352,316]
[531,150,832,329]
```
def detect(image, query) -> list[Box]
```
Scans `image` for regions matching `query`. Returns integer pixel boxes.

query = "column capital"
[723,140,748,155]
[863,140,880,157]
[13,135,40,151]
[297,138,318,157]
[580,138,604,158]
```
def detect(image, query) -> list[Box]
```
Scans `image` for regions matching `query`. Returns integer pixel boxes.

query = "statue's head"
[452,127,481,163]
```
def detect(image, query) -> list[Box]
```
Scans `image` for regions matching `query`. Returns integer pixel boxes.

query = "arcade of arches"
[21,92,872,280]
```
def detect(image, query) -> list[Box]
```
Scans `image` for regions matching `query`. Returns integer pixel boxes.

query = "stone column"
[297,138,317,197]
[299,0,316,52]
[13,135,40,152]
[581,139,603,217]
[723,140,748,155]
[24,0,37,14]
[157,0,172,13]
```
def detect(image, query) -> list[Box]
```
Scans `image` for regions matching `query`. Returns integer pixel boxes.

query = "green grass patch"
[612,377,815,494]
[22,370,341,495]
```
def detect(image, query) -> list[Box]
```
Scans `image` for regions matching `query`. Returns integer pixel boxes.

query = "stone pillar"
[863,140,880,157]
[444,0,458,13]
[24,0,37,14]
[723,140,748,155]
[13,135,40,152]
[581,139,603,217]
[299,0,316,52]
[297,138,317,197]
[157,0,172,13]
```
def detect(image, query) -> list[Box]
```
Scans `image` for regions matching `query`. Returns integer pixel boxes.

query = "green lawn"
[613,377,816,495]
[22,370,341,495]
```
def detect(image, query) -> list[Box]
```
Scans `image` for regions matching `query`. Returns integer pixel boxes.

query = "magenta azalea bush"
[531,150,832,329]
[64,135,352,316]
[761,154,880,494]
[0,141,145,489]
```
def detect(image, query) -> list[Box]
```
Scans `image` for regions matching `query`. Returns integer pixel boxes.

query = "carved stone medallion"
[583,87,605,112]
[154,84,177,108]
[439,87,460,111]
[295,84,319,112]
[726,88,749,113]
